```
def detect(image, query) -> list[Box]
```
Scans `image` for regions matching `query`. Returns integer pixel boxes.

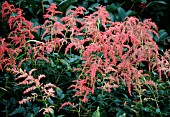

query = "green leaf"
[58,0,68,6]
[9,107,26,116]
[43,35,50,41]
[35,0,41,3]
[116,111,126,117]
[60,94,65,99]
[146,1,166,8]
[68,57,78,63]
[126,10,137,16]
[109,12,114,22]
[26,113,34,117]
[156,108,161,113]
[65,5,76,13]
[133,0,146,3]
[142,107,150,112]
[97,0,100,3]
[31,18,39,27]
[50,108,55,117]
[88,3,100,11]
[36,9,42,15]
[50,59,55,67]
[104,0,108,3]
[158,29,168,40]
[10,13,18,17]
[81,1,88,8]
[47,98,54,105]
[117,7,126,21]
[57,115,66,117]
[33,107,40,115]
[106,3,117,12]
[56,88,63,97]
[92,106,100,117]
[60,59,70,68]
[44,0,54,5]
[141,0,146,2]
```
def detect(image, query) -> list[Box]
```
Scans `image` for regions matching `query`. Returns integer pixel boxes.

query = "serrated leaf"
[92,106,100,117]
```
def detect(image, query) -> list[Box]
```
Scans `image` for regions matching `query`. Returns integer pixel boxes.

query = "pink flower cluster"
[15,69,58,114]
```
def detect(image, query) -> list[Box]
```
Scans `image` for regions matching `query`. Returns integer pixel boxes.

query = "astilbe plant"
[1,1,37,69]
[0,1,169,115]
[62,6,169,105]
[155,50,170,78]
[0,2,65,71]
[15,68,58,115]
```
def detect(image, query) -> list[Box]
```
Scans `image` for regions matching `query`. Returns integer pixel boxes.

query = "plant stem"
[146,84,162,117]
[78,100,81,117]
[100,76,105,108]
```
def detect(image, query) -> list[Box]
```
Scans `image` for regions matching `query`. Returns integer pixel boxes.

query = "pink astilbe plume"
[63,5,165,101]
[2,1,37,46]
[1,1,39,69]
[15,69,59,114]
[43,3,62,20]
[0,38,19,71]
[39,106,55,115]
[0,38,11,70]
[69,78,92,103]
[59,102,76,112]
[0,2,66,70]
[154,50,170,78]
